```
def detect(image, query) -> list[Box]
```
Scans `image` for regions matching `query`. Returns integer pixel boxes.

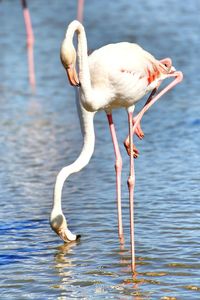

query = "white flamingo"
[50,20,183,272]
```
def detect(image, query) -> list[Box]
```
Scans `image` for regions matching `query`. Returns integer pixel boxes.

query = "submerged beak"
[66,64,80,86]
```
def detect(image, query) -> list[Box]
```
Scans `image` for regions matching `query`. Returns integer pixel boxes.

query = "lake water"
[0,0,200,299]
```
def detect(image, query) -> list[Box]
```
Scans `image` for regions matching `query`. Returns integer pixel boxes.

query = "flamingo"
[50,20,183,272]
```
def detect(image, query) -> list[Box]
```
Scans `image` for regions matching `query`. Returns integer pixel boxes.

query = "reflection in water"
[53,241,152,299]
[54,242,79,295]
[54,242,79,270]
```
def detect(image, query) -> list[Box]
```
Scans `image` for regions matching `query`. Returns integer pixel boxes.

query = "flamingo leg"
[128,56,172,142]
[21,0,35,88]
[107,113,124,243]
[133,71,183,132]
[127,107,136,273]
[124,71,183,155]
[124,88,157,154]
[133,120,144,140]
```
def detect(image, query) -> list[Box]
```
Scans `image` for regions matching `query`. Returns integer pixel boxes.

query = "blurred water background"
[0,0,200,299]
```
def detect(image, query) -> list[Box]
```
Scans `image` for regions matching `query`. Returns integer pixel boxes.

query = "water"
[0,0,200,299]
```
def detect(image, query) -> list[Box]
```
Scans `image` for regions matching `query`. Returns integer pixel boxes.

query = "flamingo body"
[87,42,160,111]
[60,21,172,113]
[85,43,152,111]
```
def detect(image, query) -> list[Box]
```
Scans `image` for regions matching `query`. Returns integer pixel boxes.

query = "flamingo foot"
[50,213,80,243]
[133,119,144,140]
[124,139,139,158]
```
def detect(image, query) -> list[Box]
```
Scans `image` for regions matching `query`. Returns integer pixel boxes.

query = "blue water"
[0,0,200,299]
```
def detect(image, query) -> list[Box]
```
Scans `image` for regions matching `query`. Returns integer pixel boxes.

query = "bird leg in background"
[124,70,183,156]
[21,0,36,89]
[77,0,85,23]
[107,113,124,244]
[127,107,136,273]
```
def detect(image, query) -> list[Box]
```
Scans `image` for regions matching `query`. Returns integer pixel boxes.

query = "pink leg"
[107,113,124,243]
[124,57,173,152]
[133,71,183,132]
[133,120,144,140]
[134,58,172,130]
[21,0,36,89]
[124,71,183,155]
[127,107,136,273]
[21,0,34,46]
[124,88,157,156]
[133,87,157,139]
[77,0,85,23]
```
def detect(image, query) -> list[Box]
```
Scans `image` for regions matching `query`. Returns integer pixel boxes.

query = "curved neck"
[53,105,95,213]
[66,20,92,100]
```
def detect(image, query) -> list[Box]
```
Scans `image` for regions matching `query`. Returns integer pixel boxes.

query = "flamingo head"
[160,58,176,74]
[60,38,80,86]
[50,211,81,243]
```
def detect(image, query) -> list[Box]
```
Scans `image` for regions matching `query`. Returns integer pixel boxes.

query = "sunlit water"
[0,0,200,299]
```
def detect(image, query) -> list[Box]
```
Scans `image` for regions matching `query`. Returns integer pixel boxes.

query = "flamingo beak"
[66,64,80,87]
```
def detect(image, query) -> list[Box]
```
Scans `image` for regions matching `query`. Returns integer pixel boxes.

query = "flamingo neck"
[66,21,92,103]
[52,106,95,214]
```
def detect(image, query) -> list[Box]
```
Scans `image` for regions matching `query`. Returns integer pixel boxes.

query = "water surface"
[0,0,200,299]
